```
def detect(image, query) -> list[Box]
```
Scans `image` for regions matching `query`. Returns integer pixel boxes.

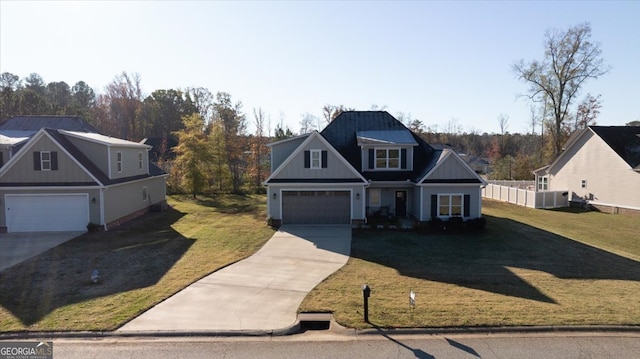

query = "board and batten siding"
[65,136,110,177]
[549,130,640,209]
[418,185,482,221]
[0,135,95,184]
[273,136,359,180]
[426,154,478,180]
[269,136,308,172]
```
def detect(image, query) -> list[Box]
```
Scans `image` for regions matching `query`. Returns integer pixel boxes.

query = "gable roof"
[320,111,436,182]
[0,116,100,133]
[265,130,366,184]
[590,126,640,170]
[0,128,166,187]
[542,126,640,175]
[417,148,486,184]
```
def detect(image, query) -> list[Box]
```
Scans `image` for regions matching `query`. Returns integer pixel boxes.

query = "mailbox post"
[362,284,371,322]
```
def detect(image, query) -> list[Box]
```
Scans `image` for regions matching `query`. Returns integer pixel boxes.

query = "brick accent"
[106,207,150,230]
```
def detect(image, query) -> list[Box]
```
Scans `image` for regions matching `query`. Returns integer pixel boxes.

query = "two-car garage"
[281,190,351,224]
[5,194,89,232]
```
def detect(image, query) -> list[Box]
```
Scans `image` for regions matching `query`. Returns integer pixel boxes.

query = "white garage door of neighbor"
[282,190,351,224]
[6,194,89,232]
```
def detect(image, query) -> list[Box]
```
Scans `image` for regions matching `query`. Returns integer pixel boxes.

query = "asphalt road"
[35,332,640,359]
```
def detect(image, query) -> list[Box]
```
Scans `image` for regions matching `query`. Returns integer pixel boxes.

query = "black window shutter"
[368,149,374,169]
[51,151,58,170]
[401,148,407,169]
[0,152,3,167]
[431,194,437,218]
[321,151,327,168]
[34,152,41,171]
[464,195,471,217]
[304,151,310,168]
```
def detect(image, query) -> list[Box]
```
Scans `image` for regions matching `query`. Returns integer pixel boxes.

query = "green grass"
[0,194,273,332]
[300,200,640,329]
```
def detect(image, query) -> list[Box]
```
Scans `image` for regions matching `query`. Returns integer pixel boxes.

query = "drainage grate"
[298,312,333,331]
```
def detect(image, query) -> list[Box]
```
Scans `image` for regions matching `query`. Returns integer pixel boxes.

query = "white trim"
[436,193,464,219]
[419,186,424,221]
[310,149,322,169]
[59,130,152,149]
[419,183,482,187]
[279,188,355,223]
[266,133,311,147]
[0,128,104,185]
[477,186,482,217]
[417,149,487,185]
[5,193,89,232]
[264,131,367,183]
[40,150,52,171]
[138,151,144,171]
[374,147,401,170]
[100,188,106,230]
[116,151,123,172]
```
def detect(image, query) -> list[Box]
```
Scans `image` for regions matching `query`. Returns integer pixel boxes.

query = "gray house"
[533,125,640,214]
[0,116,168,232]
[264,111,486,225]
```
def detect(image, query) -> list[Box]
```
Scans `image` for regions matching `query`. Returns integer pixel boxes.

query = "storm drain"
[298,312,332,331]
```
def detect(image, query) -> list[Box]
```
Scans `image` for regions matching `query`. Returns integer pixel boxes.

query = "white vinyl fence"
[482,183,568,209]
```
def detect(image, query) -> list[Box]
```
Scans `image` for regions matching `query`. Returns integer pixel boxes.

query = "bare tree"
[104,71,144,139]
[574,93,602,130]
[299,113,317,134]
[513,23,611,158]
[498,114,509,157]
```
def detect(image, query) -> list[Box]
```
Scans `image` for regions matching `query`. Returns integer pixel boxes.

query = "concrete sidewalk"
[117,225,351,332]
[0,232,83,272]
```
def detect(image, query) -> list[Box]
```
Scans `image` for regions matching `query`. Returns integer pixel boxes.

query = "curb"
[1,324,639,340]
[355,325,640,336]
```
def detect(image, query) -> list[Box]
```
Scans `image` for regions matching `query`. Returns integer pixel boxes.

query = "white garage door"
[282,191,351,224]
[6,194,89,232]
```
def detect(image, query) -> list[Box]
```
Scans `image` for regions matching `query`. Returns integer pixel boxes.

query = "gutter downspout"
[100,187,106,231]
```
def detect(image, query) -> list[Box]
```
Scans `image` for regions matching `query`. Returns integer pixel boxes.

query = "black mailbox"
[362,284,371,298]
[362,284,371,322]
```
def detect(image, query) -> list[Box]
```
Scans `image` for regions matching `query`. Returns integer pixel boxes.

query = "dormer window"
[376,148,400,169]
[116,152,123,172]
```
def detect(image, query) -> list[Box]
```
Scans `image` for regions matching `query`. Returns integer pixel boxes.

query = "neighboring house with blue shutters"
[264,111,486,225]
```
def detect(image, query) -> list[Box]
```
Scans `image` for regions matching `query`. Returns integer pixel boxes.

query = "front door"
[395,191,407,217]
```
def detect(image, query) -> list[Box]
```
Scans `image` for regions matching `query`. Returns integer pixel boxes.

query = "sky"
[1,0,639,135]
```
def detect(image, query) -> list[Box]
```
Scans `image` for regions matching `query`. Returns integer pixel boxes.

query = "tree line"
[1,23,632,194]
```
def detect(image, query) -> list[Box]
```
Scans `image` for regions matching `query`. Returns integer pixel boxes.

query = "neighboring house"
[0,116,168,232]
[264,111,486,225]
[533,125,640,214]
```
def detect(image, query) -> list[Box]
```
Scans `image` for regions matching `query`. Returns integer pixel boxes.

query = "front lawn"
[300,200,640,328]
[0,194,273,332]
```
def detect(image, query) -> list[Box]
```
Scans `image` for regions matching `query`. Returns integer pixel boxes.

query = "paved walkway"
[118,225,351,332]
[0,232,83,272]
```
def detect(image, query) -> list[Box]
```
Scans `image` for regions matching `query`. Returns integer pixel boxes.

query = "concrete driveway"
[0,231,84,272]
[118,225,351,333]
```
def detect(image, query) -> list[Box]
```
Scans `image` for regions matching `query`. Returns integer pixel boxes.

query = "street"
[35,332,640,359]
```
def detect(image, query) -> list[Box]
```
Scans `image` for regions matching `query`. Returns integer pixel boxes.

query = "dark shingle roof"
[320,111,435,182]
[0,116,100,133]
[590,126,640,169]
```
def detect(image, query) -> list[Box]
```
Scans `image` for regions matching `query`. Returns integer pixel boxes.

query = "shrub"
[465,217,487,232]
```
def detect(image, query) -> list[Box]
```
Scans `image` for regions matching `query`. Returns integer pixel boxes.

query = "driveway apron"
[118,225,351,332]
[0,232,83,272]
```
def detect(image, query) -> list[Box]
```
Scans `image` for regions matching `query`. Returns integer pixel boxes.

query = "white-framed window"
[581,179,587,188]
[369,188,381,206]
[537,176,548,191]
[116,152,123,172]
[438,194,463,217]
[375,148,400,169]
[138,152,143,170]
[40,151,51,171]
[142,186,148,201]
[310,149,322,169]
